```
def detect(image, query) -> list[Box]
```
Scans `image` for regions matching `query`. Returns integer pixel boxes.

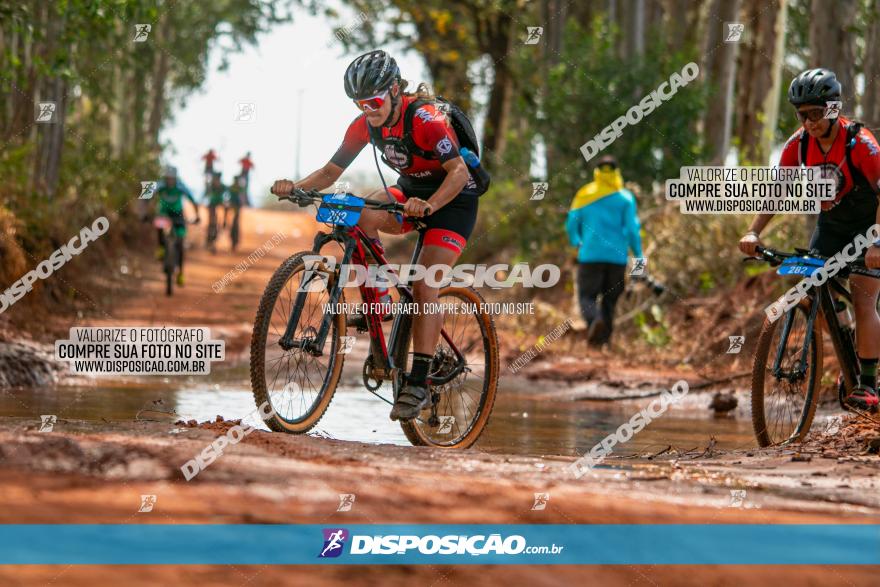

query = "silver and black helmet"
[344,50,400,99]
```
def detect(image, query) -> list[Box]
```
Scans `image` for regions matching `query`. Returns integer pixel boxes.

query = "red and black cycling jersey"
[330,96,462,184]
[779,116,880,217]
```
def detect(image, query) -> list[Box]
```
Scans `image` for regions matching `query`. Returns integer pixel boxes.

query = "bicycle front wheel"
[396,286,499,448]
[250,251,345,433]
[164,236,177,296]
[751,299,823,446]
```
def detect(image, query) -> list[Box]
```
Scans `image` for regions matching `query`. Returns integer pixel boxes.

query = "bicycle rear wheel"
[751,299,823,446]
[250,251,345,433]
[395,286,499,448]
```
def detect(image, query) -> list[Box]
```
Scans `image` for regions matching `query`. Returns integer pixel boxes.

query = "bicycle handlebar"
[750,245,880,278]
[279,188,431,216]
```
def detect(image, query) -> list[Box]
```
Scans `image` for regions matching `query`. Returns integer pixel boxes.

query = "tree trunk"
[735,0,787,164]
[411,14,473,113]
[8,9,37,144]
[148,19,171,147]
[109,60,125,156]
[32,3,68,197]
[665,0,685,49]
[809,0,856,105]
[569,0,598,30]
[702,0,740,164]
[862,0,880,127]
[622,0,645,59]
[542,0,567,178]
[645,0,663,31]
[481,11,515,170]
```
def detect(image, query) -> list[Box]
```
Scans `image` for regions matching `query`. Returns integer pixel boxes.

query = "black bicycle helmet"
[788,68,841,106]
[344,50,400,99]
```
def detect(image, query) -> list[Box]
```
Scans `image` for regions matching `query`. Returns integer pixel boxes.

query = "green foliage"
[0,0,291,309]
[635,304,670,347]
[539,18,707,195]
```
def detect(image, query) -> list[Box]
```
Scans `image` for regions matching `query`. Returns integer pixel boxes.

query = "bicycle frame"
[772,276,860,424]
[278,221,467,387]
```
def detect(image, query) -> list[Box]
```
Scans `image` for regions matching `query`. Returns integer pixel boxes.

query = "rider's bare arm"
[747,213,775,236]
[271,162,344,196]
[426,157,470,210]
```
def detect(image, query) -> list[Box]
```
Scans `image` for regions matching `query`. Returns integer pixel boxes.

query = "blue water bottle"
[459,147,490,193]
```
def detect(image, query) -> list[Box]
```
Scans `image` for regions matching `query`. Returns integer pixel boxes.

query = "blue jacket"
[565,168,643,265]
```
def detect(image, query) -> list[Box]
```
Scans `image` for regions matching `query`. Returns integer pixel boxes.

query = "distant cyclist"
[154,166,200,285]
[271,49,489,421]
[202,148,218,181]
[204,171,227,253]
[239,151,255,190]
[739,68,880,411]
[224,174,246,251]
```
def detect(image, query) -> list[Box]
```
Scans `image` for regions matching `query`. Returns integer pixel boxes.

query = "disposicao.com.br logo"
[318,528,563,558]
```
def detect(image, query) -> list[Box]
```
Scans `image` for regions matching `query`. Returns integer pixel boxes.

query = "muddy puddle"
[0,364,784,457]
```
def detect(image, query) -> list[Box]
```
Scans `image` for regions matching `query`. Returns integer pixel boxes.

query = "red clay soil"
[2,207,879,585]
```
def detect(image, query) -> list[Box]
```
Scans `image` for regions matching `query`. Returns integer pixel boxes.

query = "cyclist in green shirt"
[154,166,200,284]
[204,171,227,252]
[224,174,246,251]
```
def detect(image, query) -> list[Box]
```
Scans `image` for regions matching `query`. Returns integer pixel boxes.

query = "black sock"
[858,356,878,389]
[408,353,432,387]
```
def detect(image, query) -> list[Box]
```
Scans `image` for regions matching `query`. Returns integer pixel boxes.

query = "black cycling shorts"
[809,219,876,257]
[387,182,479,254]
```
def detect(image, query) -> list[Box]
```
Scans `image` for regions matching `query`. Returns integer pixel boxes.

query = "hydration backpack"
[368,96,489,194]
[798,121,871,188]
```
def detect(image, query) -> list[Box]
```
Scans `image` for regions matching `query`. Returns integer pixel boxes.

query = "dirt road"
[2,206,879,585]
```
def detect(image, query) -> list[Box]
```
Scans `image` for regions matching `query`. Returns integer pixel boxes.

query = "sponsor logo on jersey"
[383,144,409,167]
[436,137,453,155]
[858,133,880,157]
[415,107,441,123]
[817,163,845,204]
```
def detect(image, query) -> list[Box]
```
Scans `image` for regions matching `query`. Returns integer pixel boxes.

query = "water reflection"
[1,375,758,457]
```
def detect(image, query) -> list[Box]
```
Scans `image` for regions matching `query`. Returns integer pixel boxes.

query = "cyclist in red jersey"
[239,151,254,183]
[271,50,480,421]
[739,69,880,410]
[202,149,219,174]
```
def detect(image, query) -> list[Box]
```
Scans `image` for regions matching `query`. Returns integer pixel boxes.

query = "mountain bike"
[748,246,880,447]
[228,205,241,252]
[154,216,186,296]
[206,204,220,254]
[249,188,499,448]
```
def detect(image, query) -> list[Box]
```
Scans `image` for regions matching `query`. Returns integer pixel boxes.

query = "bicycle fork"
[278,240,353,354]
[772,295,820,383]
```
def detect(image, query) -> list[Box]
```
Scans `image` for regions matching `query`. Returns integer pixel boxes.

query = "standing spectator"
[565,155,643,346]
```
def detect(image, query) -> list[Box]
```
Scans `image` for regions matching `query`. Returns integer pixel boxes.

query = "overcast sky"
[161,6,429,206]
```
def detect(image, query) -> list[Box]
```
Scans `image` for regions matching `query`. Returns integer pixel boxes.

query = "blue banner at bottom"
[1,524,878,565]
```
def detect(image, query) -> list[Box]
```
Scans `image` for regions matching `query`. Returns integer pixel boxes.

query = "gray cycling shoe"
[390,384,430,421]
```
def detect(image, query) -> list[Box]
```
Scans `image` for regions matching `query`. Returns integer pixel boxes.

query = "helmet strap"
[821,116,838,139]
[381,83,402,128]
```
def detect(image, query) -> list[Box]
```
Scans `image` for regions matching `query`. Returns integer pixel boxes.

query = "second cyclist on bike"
[739,68,880,411]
